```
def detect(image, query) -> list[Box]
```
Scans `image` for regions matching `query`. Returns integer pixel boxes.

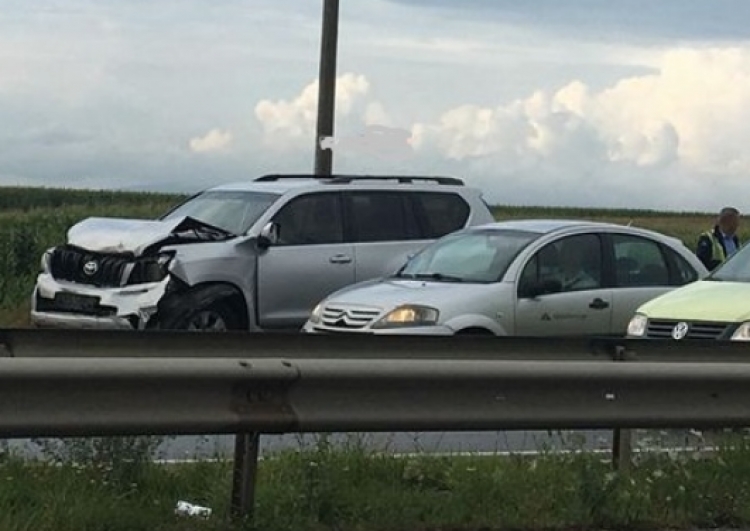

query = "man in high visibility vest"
[696,206,741,270]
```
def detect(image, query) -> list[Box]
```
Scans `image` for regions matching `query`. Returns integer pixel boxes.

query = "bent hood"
[327,278,497,310]
[639,280,750,322]
[66,216,233,255]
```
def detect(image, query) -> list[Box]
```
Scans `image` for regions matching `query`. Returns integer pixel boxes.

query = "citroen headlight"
[372,305,439,329]
[627,314,648,337]
[731,322,750,341]
[40,247,55,274]
[308,303,323,325]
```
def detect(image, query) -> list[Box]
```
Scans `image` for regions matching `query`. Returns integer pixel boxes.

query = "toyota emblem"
[83,260,99,276]
[671,321,689,340]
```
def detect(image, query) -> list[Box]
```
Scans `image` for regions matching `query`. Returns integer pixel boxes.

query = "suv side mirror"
[257,222,279,249]
[520,278,562,298]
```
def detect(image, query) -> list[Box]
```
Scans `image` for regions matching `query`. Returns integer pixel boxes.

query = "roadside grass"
[0,302,30,327]
[2,433,750,531]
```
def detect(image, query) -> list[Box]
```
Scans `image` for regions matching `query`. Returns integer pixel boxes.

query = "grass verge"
[3,434,750,531]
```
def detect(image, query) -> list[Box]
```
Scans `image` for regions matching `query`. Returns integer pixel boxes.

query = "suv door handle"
[589,298,609,310]
[329,254,353,264]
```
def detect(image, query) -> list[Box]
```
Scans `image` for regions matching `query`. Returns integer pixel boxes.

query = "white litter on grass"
[175,500,212,519]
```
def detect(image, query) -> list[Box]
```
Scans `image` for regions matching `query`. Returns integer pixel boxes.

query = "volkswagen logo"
[83,260,99,276]
[671,321,689,340]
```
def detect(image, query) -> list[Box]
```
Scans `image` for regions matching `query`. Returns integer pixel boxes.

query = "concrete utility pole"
[314,0,339,176]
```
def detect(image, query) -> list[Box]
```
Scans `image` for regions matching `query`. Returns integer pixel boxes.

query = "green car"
[627,240,750,341]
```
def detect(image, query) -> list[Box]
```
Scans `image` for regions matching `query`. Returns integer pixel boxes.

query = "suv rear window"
[346,192,421,242]
[412,192,470,238]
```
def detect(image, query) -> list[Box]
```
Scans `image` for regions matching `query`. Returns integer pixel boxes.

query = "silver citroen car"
[303,220,708,336]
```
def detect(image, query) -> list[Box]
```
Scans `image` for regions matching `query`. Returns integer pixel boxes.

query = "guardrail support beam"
[230,432,261,519]
[612,428,632,471]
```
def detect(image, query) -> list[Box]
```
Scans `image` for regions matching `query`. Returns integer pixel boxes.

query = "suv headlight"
[129,252,175,284]
[627,314,648,337]
[372,305,439,329]
[731,322,750,341]
[40,247,55,274]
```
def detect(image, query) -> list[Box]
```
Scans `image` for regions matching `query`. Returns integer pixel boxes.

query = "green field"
[1,185,745,327]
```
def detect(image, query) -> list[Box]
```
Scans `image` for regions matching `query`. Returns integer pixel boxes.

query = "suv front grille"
[49,245,166,288]
[321,305,381,329]
[50,246,132,287]
[646,319,730,340]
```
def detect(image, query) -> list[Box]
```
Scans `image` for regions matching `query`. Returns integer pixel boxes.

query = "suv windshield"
[708,242,750,282]
[161,190,279,235]
[396,228,539,283]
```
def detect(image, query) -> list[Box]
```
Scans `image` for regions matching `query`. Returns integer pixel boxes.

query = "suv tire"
[157,285,245,331]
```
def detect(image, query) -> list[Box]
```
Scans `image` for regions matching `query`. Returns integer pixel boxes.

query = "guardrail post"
[612,428,632,471]
[611,345,633,471]
[230,432,260,520]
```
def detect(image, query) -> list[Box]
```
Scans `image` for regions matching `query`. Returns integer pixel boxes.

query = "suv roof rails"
[253,174,464,186]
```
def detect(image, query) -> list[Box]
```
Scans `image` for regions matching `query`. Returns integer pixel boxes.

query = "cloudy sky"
[2,0,750,211]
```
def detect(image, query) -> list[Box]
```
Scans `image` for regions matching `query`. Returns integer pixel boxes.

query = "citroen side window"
[613,234,669,287]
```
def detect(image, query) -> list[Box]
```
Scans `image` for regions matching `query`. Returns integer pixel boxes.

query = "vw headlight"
[372,305,439,329]
[39,247,55,274]
[627,314,648,337]
[731,322,750,341]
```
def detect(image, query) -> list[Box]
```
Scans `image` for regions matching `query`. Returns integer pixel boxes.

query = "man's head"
[718,206,740,236]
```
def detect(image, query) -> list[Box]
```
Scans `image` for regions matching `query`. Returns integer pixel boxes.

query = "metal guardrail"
[1,328,750,518]
[4,356,750,438]
[4,328,750,362]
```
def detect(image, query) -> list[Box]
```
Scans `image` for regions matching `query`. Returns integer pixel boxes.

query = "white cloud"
[189,128,233,153]
[254,73,376,149]
[251,45,750,210]
[411,46,750,180]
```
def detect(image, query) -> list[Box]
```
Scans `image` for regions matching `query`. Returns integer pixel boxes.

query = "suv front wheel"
[156,284,247,331]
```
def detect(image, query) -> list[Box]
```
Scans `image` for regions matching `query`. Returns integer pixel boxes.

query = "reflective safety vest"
[701,230,727,263]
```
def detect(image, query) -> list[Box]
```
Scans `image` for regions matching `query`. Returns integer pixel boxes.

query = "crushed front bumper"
[31,274,169,330]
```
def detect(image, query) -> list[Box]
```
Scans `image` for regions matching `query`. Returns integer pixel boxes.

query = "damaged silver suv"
[31,174,494,331]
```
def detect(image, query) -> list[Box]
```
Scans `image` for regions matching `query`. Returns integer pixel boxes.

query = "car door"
[514,234,613,336]
[257,192,354,329]
[608,233,691,334]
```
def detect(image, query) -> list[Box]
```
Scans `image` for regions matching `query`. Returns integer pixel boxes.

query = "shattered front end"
[32,244,173,329]
[30,215,232,330]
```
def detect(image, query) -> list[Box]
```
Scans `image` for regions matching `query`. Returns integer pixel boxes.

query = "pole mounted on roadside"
[314,0,339,176]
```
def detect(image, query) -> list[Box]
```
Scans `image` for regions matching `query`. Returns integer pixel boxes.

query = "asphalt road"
[8,428,710,461]
[154,427,705,461]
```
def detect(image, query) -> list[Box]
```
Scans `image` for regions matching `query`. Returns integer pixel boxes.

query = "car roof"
[472,218,680,241]
[210,180,317,194]
[473,219,622,233]
[206,174,469,195]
